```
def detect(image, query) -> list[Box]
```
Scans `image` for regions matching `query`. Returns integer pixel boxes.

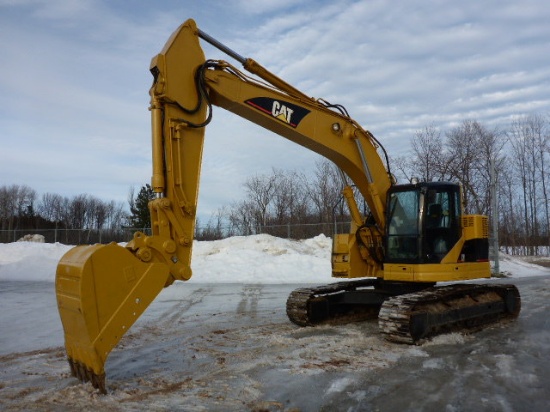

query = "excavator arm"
[55,19,391,392]
[147,19,394,284]
[147,19,393,279]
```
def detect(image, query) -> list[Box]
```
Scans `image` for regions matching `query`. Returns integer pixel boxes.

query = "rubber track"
[378,284,521,344]
[286,279,379,326]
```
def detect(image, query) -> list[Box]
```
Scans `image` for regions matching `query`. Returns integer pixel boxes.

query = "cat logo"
[272,101,294,124]
[245,97,310,128]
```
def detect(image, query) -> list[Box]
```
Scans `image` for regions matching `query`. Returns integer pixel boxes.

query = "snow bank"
[0,242,73,282]
[189,234,332,284]
[0,234,333,284]
[0,234,548,283]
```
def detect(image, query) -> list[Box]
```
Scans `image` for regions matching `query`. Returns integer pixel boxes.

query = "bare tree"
[196,207,229,240]
[227,199,256,235]
[410,124,445,182]
[271,168,310,225]
[243,173,276,230]
[68,194,89,229]
[104,201,127,231]
[389,155,412,183]
[508,114,550,253]
[0,186,10,230]
[271,168,292,224]
[530,114,550,245]
[38,193,64,223]
[445,120,499,214]
[308,160,343,223]
[0,184,37,230]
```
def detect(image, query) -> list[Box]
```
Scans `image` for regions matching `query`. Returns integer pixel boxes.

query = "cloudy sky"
[1,0,549,221]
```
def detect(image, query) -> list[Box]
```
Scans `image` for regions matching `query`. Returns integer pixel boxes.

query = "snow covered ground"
[1,235,549,411]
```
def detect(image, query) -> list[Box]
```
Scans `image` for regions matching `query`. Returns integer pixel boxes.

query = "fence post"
[490,157,500,275]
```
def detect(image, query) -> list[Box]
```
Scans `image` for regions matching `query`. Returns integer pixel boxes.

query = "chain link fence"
[0,228,151,245]
[0,222,351,245]
[236,221,351,241]
[1,223,505,278]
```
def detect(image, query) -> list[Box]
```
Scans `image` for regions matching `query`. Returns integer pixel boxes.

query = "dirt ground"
[1,277,549,411]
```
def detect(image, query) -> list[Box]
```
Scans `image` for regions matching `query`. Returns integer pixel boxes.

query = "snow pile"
[0,233,548,283]
[17,234,45,242]
[190,234,331,283]
[0,242,72,282]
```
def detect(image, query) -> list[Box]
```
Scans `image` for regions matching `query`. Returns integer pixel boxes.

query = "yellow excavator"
[55,19,521,393]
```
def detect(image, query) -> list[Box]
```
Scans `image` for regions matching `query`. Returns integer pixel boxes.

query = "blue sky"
[1,0,549,221]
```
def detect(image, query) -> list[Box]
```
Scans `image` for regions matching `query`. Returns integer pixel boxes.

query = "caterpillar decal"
[245,97,310,128]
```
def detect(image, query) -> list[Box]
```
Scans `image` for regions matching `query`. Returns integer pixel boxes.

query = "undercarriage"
[286,280,521,344]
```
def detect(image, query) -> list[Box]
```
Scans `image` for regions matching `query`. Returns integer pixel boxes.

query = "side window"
[454,191,461,221]
[423,188,461,262]
[426,190,453,228]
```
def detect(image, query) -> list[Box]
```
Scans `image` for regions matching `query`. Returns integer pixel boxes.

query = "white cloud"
[1,0,550,220]
[33,0,97,22]
[234,0,307,16]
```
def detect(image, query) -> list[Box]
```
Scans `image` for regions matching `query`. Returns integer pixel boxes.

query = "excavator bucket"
[55,242,171,393]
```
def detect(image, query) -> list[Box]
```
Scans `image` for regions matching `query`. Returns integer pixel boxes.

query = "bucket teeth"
[68,357,77,377]
[67,357,106,394]
[92,372,107,394]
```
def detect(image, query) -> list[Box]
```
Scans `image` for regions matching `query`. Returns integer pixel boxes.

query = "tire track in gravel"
[126,285,215,338]
[236,284,263,317]
[0,346,65,363]
[154,285,215,326]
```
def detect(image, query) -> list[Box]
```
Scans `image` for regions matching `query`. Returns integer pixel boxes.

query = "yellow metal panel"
[331,233,383,279]
[383,264,414,282]
[332,234,351,277]
[462,215,489,240]
[384,261,490,282]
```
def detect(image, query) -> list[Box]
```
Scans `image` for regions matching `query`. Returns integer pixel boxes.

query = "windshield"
[388,191,420,235]
[386,190,420,261]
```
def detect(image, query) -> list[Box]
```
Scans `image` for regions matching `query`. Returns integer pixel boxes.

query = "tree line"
[0,183,160,237]
[2,113,549,254]
[0,185,128,240]
[196,161,349,240]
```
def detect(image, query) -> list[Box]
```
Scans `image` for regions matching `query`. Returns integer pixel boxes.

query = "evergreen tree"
[128,184,154,229]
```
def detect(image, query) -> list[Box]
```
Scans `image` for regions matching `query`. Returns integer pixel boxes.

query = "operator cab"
[385,182,461,264]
